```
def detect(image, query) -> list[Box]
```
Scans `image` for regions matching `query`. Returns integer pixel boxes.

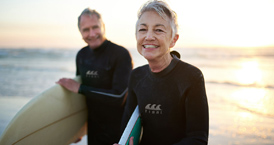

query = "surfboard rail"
[119,106,142,145]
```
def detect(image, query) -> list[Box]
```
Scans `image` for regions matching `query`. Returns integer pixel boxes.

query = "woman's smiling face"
[136,10,177,61]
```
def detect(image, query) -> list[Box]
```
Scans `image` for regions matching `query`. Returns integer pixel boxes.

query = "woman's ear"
[170,34,179,48]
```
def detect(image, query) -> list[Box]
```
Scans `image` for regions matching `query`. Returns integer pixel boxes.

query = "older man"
[57,8,132,145]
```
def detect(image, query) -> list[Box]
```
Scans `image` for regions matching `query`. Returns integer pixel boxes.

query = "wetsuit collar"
[90,40,109,53]
[150,55,180,77]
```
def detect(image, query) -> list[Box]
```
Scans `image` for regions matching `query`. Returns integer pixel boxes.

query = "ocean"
[0,47,273,145]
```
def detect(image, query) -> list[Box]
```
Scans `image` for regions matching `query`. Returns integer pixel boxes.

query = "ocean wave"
[206,80,274,89]
[0,64,74,73]
[180,47,274,60]
[229,101,274,118]
[0,48,76,60]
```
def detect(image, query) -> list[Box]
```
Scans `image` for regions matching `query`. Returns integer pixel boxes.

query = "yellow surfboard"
[0,76,87,145]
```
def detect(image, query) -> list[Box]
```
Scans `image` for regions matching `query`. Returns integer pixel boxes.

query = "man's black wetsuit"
[76,40,132,144]
[122,56,209,145]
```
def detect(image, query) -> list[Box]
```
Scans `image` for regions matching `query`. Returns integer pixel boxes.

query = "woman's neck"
[148,54,172,73]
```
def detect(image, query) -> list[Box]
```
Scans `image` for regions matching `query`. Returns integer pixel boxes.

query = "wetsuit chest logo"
[145,104,162,114]
[86,70,99,78]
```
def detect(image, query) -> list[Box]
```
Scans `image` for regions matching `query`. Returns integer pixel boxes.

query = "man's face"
[79,14,106,49]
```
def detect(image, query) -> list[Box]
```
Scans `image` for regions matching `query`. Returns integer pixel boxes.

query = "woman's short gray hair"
[136,0,178,38]
[78,8,103,30]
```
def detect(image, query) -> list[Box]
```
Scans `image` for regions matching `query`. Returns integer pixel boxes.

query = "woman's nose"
[145,31,155,41]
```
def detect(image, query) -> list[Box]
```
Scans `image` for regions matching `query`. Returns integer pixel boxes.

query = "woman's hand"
[113,136,134,145]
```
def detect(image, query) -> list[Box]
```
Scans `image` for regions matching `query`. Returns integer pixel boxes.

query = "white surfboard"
[0,76,87,145]
[119,106,142,145]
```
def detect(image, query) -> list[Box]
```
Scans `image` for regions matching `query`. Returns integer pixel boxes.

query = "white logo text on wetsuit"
[86,70,99,78]
[145,104,162,114]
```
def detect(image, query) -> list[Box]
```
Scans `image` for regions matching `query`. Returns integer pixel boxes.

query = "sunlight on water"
[215,87,274,144]
[231,88,268,115]
[231,110,272,141]
[231,59,274,117]
[235,60,262,85]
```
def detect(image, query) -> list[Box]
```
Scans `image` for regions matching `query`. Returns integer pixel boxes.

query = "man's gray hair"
[78,8,103,30]
[136,0,178,38]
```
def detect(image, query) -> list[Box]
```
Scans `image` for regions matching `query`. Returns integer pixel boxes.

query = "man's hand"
[56,78,80,93]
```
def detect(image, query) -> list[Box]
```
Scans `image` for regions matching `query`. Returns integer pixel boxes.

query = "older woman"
[121,0,209,145]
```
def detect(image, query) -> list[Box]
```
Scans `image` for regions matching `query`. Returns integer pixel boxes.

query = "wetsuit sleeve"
[78,49,132,105]
[120,72,138,133]
[174,73,209,145]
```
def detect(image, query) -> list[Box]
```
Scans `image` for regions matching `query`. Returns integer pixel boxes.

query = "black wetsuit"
[122,56,209,145]
[76,40,132,145]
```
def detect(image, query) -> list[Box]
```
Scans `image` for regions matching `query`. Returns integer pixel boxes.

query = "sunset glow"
[0,0,274,49]
[235,61,262,85]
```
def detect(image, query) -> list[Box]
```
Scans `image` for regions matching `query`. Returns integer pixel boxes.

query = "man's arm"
[78,48,132,105]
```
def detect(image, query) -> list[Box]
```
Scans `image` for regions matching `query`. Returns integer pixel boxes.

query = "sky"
[0,0,274,49]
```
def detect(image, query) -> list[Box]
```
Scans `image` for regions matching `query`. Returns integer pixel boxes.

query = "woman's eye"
[139,29,146,32]
[155,29,164,32]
